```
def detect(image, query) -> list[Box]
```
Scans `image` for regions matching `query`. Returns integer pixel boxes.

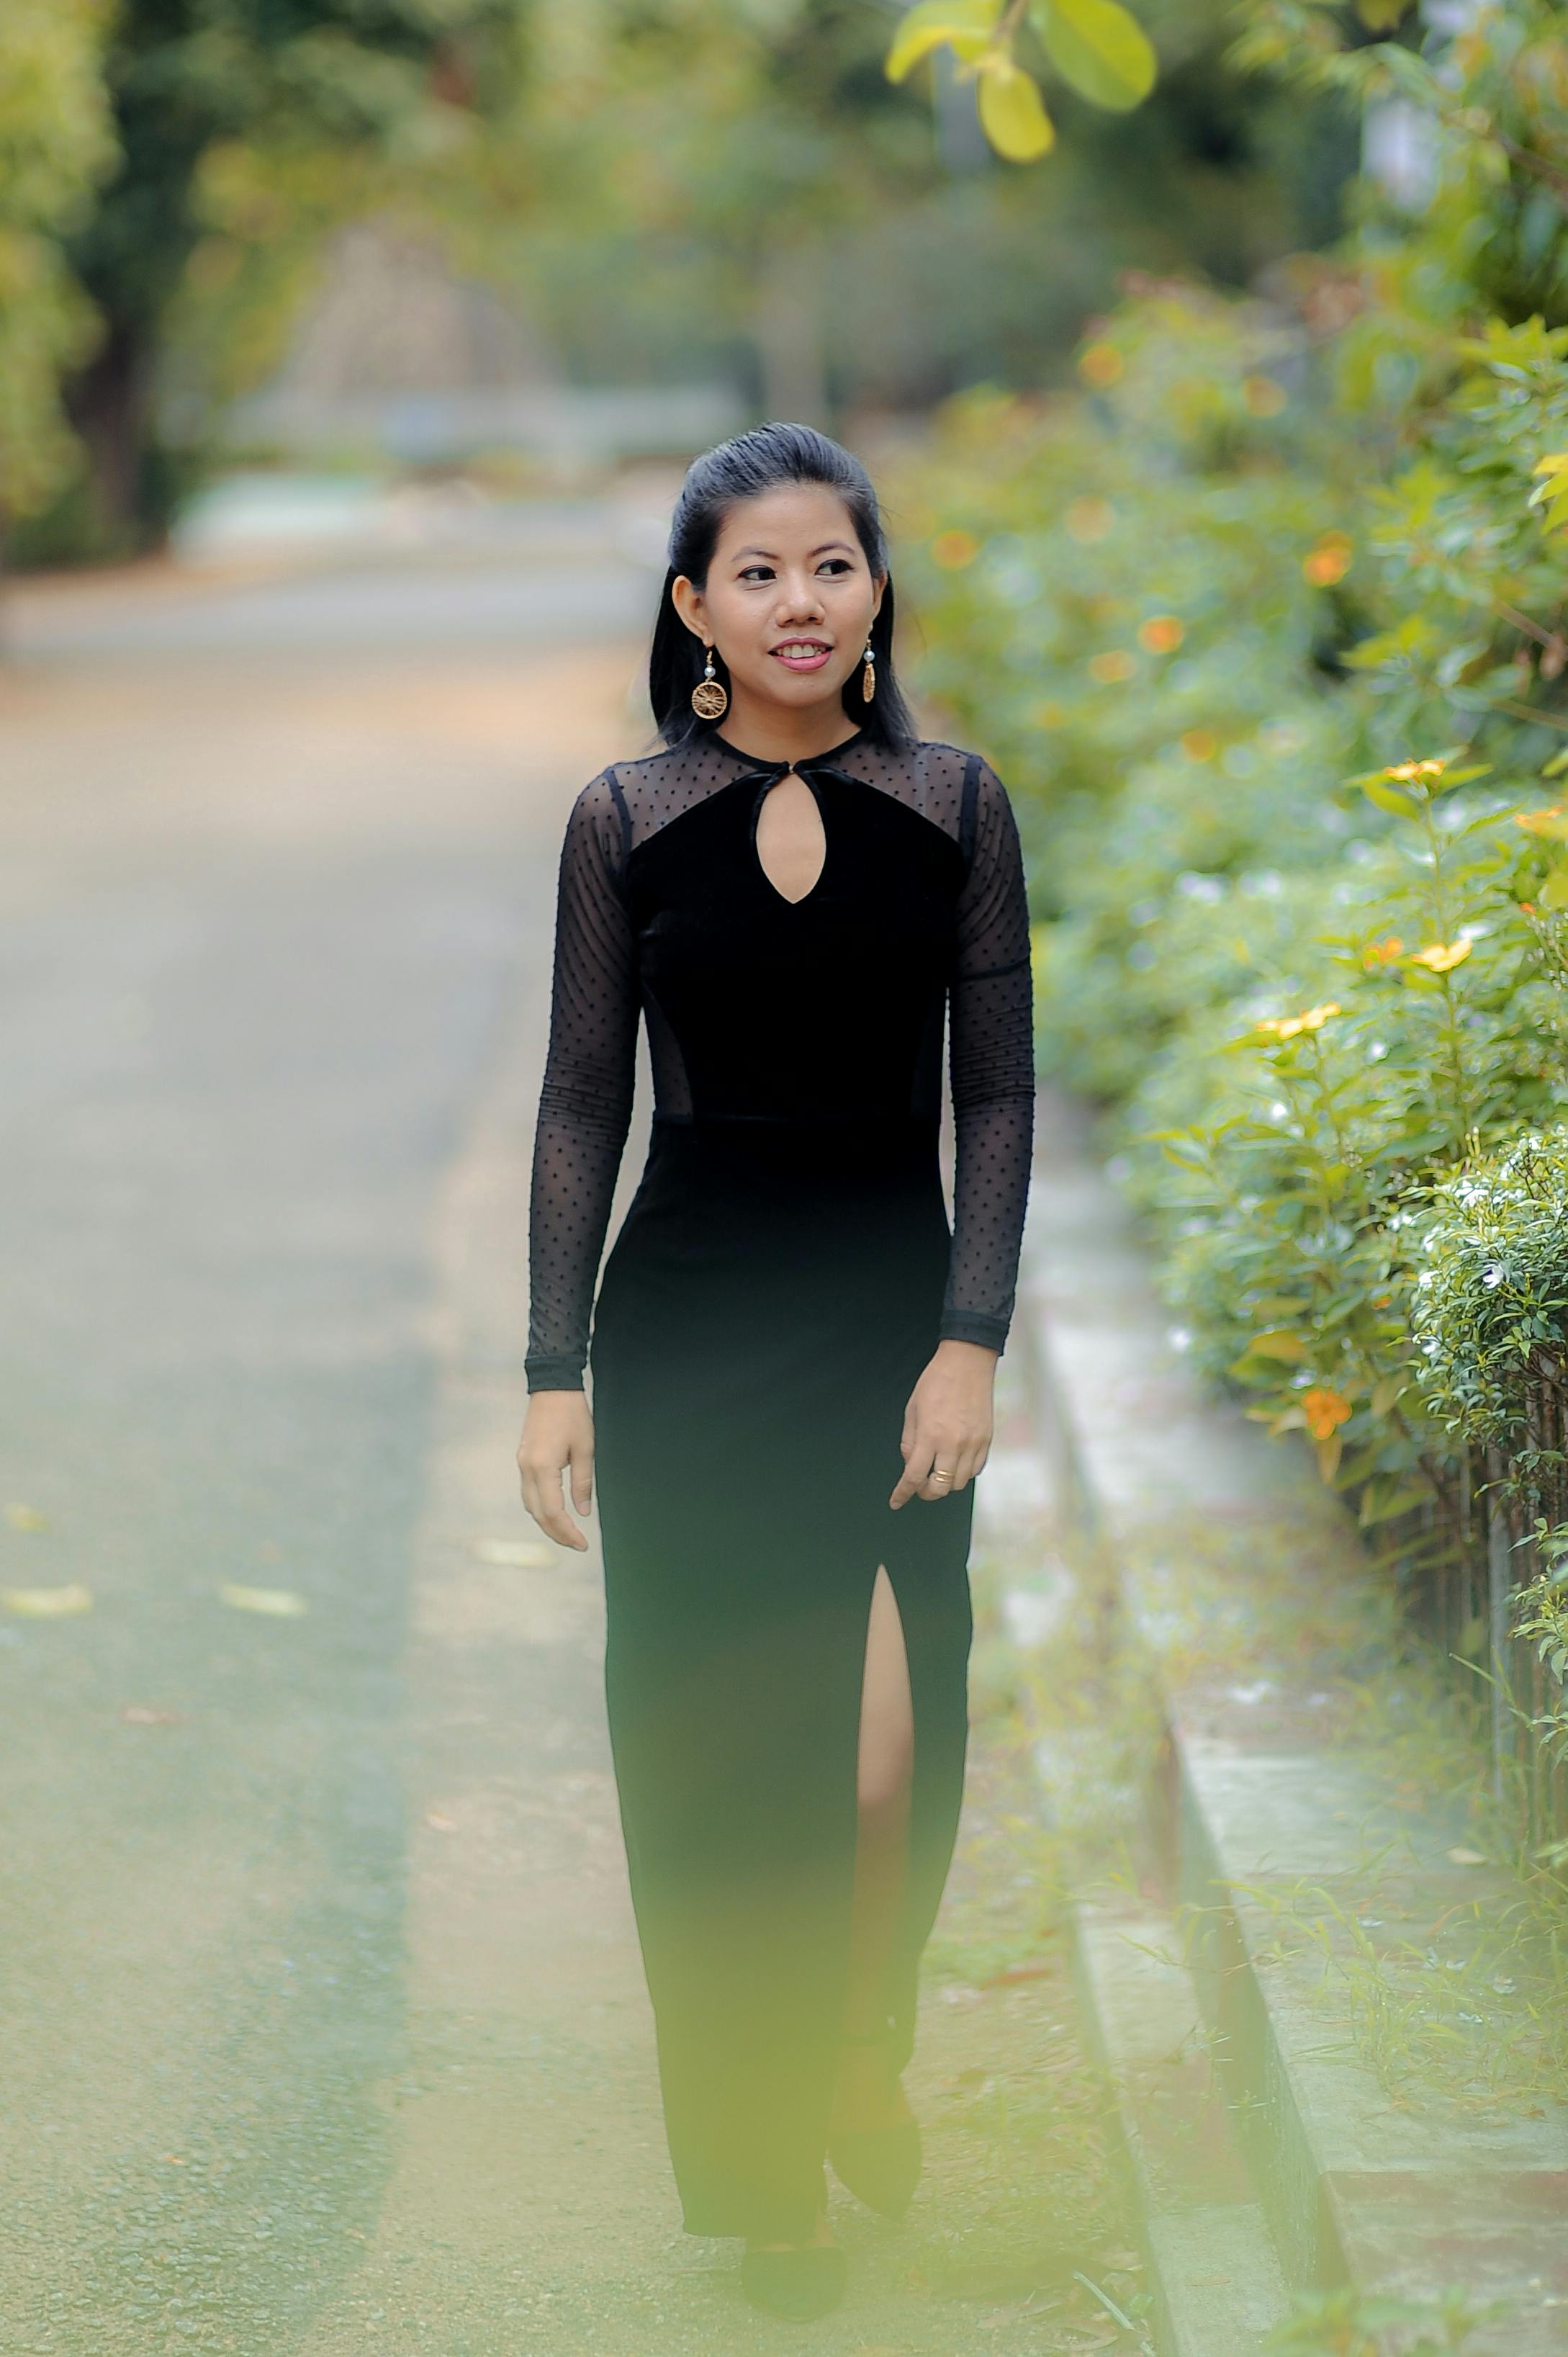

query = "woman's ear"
[670,574,708,641]
[870,571,888,624]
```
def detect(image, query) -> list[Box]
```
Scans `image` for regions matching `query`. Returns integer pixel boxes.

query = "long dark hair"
[647,421,918,752]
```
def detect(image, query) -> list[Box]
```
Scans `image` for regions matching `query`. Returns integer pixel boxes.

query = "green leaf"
[976,53,1056,157]
[1363,778,1423,819]
[1031,0,1155,110]
[1539,863,1568,910]
[1246,1329,1309,1362]
[886,0,1002,83]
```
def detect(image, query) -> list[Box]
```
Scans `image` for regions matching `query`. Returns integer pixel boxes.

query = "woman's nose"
[775,573,826,619]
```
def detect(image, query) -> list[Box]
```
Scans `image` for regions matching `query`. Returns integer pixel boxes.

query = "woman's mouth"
[769,640,833,673]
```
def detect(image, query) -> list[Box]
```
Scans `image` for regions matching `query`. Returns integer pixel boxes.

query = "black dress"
[524,724,1034,2243]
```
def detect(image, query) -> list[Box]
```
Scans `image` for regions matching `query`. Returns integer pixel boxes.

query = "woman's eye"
[819,559,852,575]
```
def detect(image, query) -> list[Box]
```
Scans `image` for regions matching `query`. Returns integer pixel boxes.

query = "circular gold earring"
[860,643,876,705]
[691,646,729,720]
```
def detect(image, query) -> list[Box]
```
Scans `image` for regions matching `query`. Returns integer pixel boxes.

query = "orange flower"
[1303,532,1353,586]
[1256,1001,1342,1041]
[1078,342,1124,388]
[1363,935,1404,968]
[1138,614,1185,654]
[1089,649,1136,684]
[1181,728,1217,762]
[1514,805,1568,838]
[1409,939,1472,973]
[929,529,978,570]
[1302,1386,1352,1440]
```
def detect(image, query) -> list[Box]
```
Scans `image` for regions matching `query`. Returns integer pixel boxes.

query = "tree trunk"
[66,314,160,557]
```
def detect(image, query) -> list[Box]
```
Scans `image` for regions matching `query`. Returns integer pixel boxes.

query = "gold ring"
[932,1470,952,1482]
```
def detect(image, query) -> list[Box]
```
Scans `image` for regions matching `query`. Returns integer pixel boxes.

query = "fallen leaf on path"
[1447,1846,1487,1866]
[2,1583,91,1616]
[217,1583,307,1617]
[4,1502,48,1531]
[978,1961,1053,1987]
[472,1537,553,1568]
[122,1705,184,1725]
[424,1810,458,1831]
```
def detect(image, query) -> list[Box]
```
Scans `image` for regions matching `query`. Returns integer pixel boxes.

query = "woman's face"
[672,483,885,722]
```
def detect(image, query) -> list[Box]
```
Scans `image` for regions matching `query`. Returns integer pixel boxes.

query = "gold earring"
[861,644,876,705]
[691,645,728,720]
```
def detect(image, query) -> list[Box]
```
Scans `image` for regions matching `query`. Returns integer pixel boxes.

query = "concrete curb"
[1019,1092,1568,2356]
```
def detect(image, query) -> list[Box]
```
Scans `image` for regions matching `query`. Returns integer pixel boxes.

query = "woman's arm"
[518,771,638,1549]
[892,757,1035,1509]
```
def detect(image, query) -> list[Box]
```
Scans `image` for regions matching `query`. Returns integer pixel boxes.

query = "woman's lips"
[769,642,833,673]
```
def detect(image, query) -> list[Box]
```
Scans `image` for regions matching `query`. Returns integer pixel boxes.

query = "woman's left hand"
[890,1339,998,1509]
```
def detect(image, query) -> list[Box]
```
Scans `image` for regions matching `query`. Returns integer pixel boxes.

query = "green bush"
[896,0,1568,1553]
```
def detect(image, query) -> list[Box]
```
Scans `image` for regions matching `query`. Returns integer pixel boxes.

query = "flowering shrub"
[1414,1133,1568,1450]
[896,0,1568,1635]
[891,0,1565,1782]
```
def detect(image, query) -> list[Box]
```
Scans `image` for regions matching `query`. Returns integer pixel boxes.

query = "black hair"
[647,420,919,752]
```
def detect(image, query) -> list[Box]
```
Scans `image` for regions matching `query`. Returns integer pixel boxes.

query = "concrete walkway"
[0,530,1136,2356]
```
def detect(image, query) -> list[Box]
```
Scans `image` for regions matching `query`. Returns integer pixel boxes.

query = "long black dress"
[524,724,1034,2243]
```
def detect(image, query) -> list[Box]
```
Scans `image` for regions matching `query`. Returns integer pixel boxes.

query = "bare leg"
[831,1563,916,2134]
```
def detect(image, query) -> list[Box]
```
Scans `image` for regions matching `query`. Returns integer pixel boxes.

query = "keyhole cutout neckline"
[752,769,828,906]
[710,723,865,771]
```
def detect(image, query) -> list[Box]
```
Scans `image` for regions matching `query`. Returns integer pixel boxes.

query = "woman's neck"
[718,688,858,766]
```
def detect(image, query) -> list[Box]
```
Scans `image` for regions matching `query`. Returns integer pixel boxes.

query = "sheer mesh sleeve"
[525,771,639,1391]
[941,758,1035,1355]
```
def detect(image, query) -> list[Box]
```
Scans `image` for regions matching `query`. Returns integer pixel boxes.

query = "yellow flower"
[1138,614,1185,654]
[1363,935,1404,968]
[1384,757,1448,784]
[1181,727,1217,762]
[1515,805,1568,838]
[1302,1386,1353,1441]
[929,529,978,570]
[1410,939,1472,973]
[1256,1001,1342,1041]
[1088,649,1136,685]
[1078,341,1124,388]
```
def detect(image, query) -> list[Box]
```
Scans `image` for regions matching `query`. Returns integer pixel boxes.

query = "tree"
[58,0,523,552]
[0,1,114,539]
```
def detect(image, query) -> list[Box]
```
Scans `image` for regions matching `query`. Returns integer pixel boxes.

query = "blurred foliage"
[5,0,1363,562]
[887,0,1157,163]
[896,0,1568,1540]
[12,0,526,557]
[0,1,114,529]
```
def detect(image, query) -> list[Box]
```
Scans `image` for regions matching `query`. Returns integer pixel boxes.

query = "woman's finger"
[569,1441,594,1517]
[522,1458,589,1551]
[919,1435,971,1500]
[889,1432,932,1510]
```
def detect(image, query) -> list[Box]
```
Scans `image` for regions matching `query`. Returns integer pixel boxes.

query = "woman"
[517,422,1033,2322]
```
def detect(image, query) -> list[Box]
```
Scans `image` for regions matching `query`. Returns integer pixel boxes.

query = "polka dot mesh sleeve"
[524,772,638,1392]
[940,759,1035,1354]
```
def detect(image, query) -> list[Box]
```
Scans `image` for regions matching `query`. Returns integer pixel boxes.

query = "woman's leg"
[832,1564,916,2132]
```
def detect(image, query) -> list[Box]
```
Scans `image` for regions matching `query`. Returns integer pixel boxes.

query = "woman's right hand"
[517,1391,596,1552]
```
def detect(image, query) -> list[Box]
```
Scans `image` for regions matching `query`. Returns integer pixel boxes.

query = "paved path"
[0,529,1134,2356]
